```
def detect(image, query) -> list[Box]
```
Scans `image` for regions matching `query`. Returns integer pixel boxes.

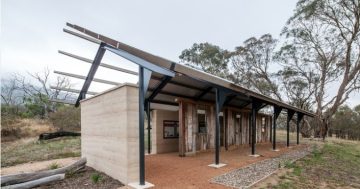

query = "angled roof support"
[286,109,296,147]
[75,42,106,107]
[147,63,175,102]
[195,86,213,101]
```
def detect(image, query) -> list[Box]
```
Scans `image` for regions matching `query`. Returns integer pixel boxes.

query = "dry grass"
[1,118,56,142]
[1,137,81,167]
[254,138,360,189]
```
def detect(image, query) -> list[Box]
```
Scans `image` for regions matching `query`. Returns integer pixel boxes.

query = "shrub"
[48,162,60,170]
[49,106,80,132]
[90,173,102,184]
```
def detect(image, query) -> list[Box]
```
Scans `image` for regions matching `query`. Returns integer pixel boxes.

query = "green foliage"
[49,105,80,132]
[90,173,102,184]
[331,105,360,140]
[179,42,230,78]
[231,34,281,99]
[48,162,60,170]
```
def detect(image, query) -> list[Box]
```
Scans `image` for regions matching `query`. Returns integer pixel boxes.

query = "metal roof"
[65,23,315,117]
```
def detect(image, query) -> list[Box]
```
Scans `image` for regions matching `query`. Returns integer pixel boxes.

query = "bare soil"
[1,157,80,175]
[35,166,124,189]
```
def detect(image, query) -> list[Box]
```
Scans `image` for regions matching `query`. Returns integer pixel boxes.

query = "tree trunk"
[2,174,65,189]
[1,158,86,186]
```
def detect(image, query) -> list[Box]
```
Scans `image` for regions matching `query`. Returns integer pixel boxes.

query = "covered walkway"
[145,142,306,188]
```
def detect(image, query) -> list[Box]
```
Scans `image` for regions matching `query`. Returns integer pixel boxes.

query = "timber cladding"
[178,100,272,156]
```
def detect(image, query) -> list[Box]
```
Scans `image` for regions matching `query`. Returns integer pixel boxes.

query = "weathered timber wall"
[178,100,272,156]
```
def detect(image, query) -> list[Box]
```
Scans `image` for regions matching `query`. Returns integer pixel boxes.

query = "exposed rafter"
[50,86,98,96]
[58,50,138,76]
[54,70,121,86]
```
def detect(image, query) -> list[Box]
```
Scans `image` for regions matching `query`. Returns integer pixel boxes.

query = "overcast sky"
[2,0,359,107]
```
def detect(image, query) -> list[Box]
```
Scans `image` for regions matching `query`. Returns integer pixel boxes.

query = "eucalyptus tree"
[179,42,231,79]
[281,0,360,138]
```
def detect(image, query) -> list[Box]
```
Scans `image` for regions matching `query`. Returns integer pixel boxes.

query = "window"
[198,109,207,133]
[262,117,266,133]
[163,120,179,139]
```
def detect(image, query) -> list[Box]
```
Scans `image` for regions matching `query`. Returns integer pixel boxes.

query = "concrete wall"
[152,110,179,154]
[81,84,139,184]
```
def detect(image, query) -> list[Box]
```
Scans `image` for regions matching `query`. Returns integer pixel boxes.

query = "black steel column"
[251,103,256,155]
[251,100,261,155]
[297,113,304,145]
[269,116,272,142]
[273,106,282,150]
[139,67,145,185]
[286,110,295,147]
[214,88,227,165]
[146,101,151,154]
[215,88,221,165]
[249,114,252,145]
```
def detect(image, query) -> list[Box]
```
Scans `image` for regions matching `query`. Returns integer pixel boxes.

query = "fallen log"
[39,131,81,140]
[2,174,65,189]
[1,158,86,186]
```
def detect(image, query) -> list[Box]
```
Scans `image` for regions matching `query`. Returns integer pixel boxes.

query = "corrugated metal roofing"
[67,23,314,117]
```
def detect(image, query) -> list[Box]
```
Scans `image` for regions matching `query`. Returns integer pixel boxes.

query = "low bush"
[49,106,80,132]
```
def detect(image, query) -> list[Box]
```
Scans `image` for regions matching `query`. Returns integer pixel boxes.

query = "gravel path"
[211,146,313,189]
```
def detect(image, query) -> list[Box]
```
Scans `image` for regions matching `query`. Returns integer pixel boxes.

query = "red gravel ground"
[145,142,307,189]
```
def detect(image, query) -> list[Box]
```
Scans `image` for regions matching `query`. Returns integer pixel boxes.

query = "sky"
[1,0,360,107]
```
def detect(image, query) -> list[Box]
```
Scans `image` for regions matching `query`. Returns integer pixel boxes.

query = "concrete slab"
[272,149,280,152]
[208,163,227,168]
[128,182,154,189]
[249,154,260,157]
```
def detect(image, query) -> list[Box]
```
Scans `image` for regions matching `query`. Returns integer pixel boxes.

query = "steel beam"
[147,76,172,101]
[146,101,151,154]
[75,43,106,107]
[251,99,262,155]
[272,106,282,150]
[215,88,226,165]
[138,67,152,185]
[195,86,212,100]
[104,45,175,77]
[287,110,295,147]
[297,112,304,145]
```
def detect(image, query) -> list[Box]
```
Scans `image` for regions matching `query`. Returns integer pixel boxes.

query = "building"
[55,23,314,188]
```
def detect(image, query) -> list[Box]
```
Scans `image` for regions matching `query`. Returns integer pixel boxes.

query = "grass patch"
[48,162,60,170]
[1,137,80,167]
[273,140,360,188]
[90,173,103,184]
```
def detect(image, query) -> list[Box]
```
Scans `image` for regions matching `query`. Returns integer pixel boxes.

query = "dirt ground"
[1,158,124,189]
[0,157,80,175]
[36,166,124,189]
[145,142,307,189]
